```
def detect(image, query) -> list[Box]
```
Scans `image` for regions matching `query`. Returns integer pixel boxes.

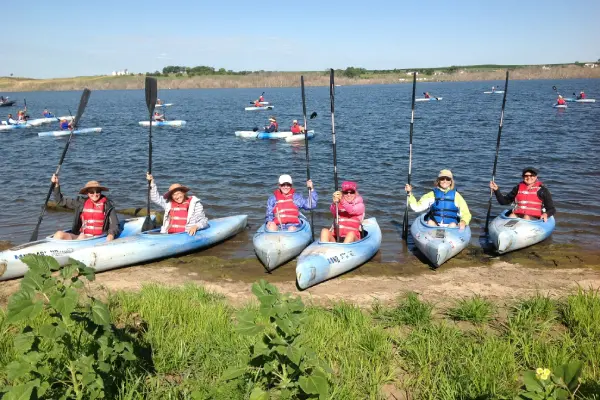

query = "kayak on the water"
[488,209,556,254]
[553,104,567,109]
[234,130,315,139]
[410,213,471,267]
[415,97,443,102]
[284,132,315,143]
[564,98,596,103]
[245,106,274,111]
[138,120,187,127]
[27,116,74,127]
[38,127,103,137]
[0,216,152,281]
[155,103,173,107]
[484,91,505,94]
[0,123,31,131]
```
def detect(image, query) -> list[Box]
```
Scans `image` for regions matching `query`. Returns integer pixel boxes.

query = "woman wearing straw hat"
[146,173,208,235]
[263,116,278,133]
[51,174,121,241]
[404,169,471,229]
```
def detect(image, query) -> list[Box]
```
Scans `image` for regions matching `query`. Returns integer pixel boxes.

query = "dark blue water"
[1,79,598,261]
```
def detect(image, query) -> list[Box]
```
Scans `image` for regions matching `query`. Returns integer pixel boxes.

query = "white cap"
[278,174,293,185]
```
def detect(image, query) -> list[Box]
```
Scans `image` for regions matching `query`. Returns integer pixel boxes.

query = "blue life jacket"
[430,188,459,224]
[60,121,69,130]
[43,112,54,117]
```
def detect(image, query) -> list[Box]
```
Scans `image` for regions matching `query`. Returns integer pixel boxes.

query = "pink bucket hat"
[341,181,357,191]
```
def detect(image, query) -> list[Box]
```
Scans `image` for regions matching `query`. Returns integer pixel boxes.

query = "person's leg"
[266,221,278,231]
[447,222,457,228]
[343,232,358,243]
[53,231,79,240]
[320,228,333,242]
[426,219,437,226]
[508,212,518,218]
[287,225,298,232]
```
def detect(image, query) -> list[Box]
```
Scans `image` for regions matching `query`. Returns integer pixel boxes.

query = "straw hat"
[292,119,298,123]
[269,116,276,122]
[79,181,109,194]
[163,183,190,199]
[438,169,453,179]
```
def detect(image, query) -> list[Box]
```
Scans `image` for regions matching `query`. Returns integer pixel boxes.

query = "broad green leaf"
[274,316,294,337]
[120,350,137,361]
[20,254,58,273]
[555,360,583,391]
[50,287,78,316]
[39,322,66,339]
[60,264,78,279]
[252,280,279,306]
[3,380,38,400]
[71,279,84,289]
[235,311,264,336]
[20,272,46,295]
[90,299,111,326]
[37,381,50,397]
[298,371,329,396]
[286,345,303,366]
[523,371,544,393]
[221,366,247,381]
[6,360,34,380]
[249,386,269,400]
[6,294,43,323]
[13,331,35,354]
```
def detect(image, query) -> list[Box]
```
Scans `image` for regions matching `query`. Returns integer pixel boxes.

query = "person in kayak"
[264,116,278,132]
[404,169,471,230]
[424,92,431,99]
[51,175,120,241]
[156,98,163,105]
[320,181,365,243]
[59,118,72,130]
[258,93,265,102]
[491,86,496,93]
[556,95,566,105]
[17,110,27,122]
[489,167,556,222]
[6,114,17,125]
[265,174,317,232]
[577,91,586,100]
[253,100,263,108]
[290,120,305,134]
[42,109,54,118]
[153,111,165,122]
[146,173,208,235]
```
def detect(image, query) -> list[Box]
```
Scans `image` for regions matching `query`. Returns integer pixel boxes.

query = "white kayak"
[65,215,248,273]
[410,214,471,267]
[38,127,102,137]
[244,106,274,111]
[257,130,315,140]
[27,116,74,127]
[484,91,505,94]
[553,104,567,109]
[415,97,443,102]
[249,101,270,105]
[296,218,382,289]
[253,216,313,271]
[488,210,555,254]
[575,99,595,103]
[0,123,31,131]
[138,120,187,127]
[155,103,173,107]
[0,216,151,281]
[285,132,315,143]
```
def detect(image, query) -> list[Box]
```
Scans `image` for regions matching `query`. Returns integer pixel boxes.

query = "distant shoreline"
[1,65,599,92]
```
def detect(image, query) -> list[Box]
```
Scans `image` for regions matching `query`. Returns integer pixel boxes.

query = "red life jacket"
[80,197,107,236]
[337,208,362,238]
[557,98,566,105]
[259,96,264,102]
[514,181,543,217]
[273,189,299,224]
[291,124,301,134]
[168,198,190,233]
[580,93,586,99]
[254,101,261,107]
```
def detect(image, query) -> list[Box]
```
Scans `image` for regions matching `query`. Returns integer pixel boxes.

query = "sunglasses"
[439,177,452,182]
[342,190,356,194]
[280,183,292,187]
[523,174,537,178]
[87,189,102,194]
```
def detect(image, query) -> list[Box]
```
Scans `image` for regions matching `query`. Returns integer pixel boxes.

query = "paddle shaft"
[29,89,91,242]
[329,69,340,242]
[402,72,417,240]
[144,78,158,230]
[301,75,315,238]
[485,70,510,233]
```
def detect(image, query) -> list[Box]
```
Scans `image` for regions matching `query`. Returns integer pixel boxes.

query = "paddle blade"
[29,226,40,242]
[310,111,317,119]
[253,127,259,132]
[145,77,158,117]
[71,89,91,130]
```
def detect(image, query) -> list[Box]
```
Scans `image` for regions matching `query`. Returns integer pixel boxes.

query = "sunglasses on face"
[280,183,292,187]
[523,174,536,178]
[342,190,356,194]
[88,190,102,194]
[439,177,452,182]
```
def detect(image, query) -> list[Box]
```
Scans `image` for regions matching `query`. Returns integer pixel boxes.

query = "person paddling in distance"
[6,114,17,125]
[156,98,163,105]
[42,108,54,118]
[59,118,73,131]
[290,119,305,135]
[152,111,165,122]
[489,167,556,222]
[146,173,208,235]
[424,92,431,99]
[577,91,586,100]
[51,175,120,241]
[491,86,496,93]
[320,181,365,243]
[404,169,471,230]
[258,93,265,102]
[266,174,318,232]
[556,95,566,106]
[264,116,278,132]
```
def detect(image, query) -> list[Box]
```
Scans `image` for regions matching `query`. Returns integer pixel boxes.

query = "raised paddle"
[142,77,158,232]
[484,70,510,234]
[329,68,340,242]
[301,75,315,238]
[402,72,417,240]
[29,88,91,242]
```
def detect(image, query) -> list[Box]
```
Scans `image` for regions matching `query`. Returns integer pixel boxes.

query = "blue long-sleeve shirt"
[265,190,318,223]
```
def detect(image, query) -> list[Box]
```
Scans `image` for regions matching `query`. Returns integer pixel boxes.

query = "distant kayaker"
[265,174,318,232]
[577,91,586,100]
[146,173,208,235]
[6,114,17,125]
[51,175,120,241]
[264,116,278,132]
[424,92,431,99]
[491,86,496,93]
[59,118,72,130]
[556,95,566,105]
[404,169,471,230]
[42,109,54,118]
[290,120,305,134]
[156,98,163,105]
[321,181,365,243]
[17,111,27,121]
[489,167,555,222]
[258,93,265,102]
[254,100,262,108]
[153,112,165,122]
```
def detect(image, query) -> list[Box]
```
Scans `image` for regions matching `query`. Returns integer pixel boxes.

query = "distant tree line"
[145,65,256,77]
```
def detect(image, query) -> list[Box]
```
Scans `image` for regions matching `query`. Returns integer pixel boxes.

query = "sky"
[3,0,599,79]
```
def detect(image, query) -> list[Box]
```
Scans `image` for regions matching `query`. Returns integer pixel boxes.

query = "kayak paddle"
[301,75,315,239]
[29,88,91,242]
[142,77,158,232]
[329,69,340,242]
[485,71,510,234]
[402,72,417,240]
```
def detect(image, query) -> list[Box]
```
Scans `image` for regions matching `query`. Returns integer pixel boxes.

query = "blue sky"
[4,0,599,78]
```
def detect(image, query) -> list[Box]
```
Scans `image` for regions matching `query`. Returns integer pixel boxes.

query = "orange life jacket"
[514,181,543,217]
[80,197,107,236]
[338,209,362,238]
[273,189,300,225]
[291,124,302,134]
[168,198,190,233]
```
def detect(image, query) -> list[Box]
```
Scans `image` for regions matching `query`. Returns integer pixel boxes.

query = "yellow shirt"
[408,188,472,225]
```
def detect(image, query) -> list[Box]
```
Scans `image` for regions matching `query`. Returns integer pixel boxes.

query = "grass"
[2,284,600,399]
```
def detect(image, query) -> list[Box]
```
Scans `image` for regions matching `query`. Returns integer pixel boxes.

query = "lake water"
[1,78,598,262]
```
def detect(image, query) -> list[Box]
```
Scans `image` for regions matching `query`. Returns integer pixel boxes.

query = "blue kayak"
[66,215,248,273]
[0,216,152,281]
[0,123,31,131]
[296,218,381,289]
[488,210,555,254]
[410,213,471,267]
[257,130,315,140]
[253,216,313,271]
[138,120,187,127]
[38,128,102,137]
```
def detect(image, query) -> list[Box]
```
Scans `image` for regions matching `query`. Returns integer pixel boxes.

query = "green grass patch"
[447,295,495,324]
[372,292,433,327]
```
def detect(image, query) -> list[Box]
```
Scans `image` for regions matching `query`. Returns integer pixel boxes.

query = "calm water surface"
[1,79,599,262]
